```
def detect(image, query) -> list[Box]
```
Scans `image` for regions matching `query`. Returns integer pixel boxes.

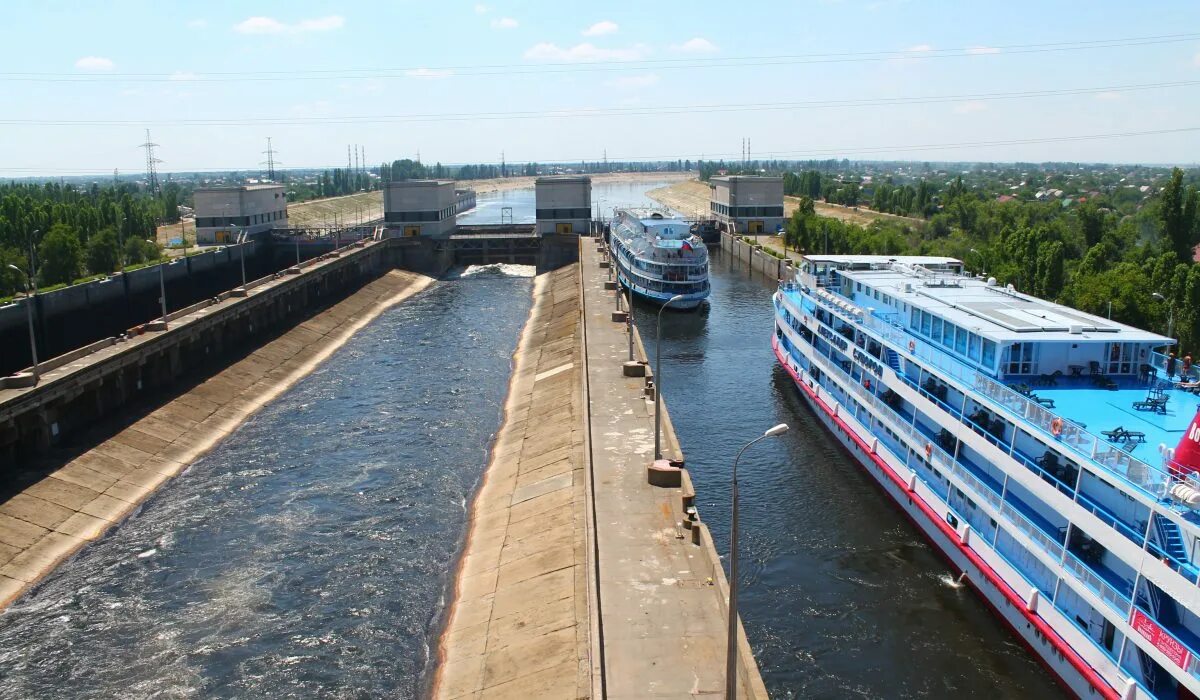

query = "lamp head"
[6,264,20,273]
[1152,292,1166,302]
[764,423,790,438]
[668,294,685,304]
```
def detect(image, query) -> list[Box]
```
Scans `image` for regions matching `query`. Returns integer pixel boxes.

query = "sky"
[2,0,1200,176]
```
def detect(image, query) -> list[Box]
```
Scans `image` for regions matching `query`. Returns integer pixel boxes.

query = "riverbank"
[0,269,432,608]
[433,264,592,699]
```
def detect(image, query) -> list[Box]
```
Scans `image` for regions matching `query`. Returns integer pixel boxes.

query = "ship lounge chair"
[1124,431,1146,443]
[1102,427,1127,442]
[1034,396,1056,409]
[1033,370,1062,387]
[1133,396,1169,414]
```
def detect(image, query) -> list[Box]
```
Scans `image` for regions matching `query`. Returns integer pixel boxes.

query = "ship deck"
[1029,377,1200,459]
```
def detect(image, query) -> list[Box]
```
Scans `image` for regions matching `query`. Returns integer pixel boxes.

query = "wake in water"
[451,263,536,279]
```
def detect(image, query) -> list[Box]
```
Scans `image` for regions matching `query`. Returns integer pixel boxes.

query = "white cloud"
[671,37,717,53]
[233,15,345,35]
[583,20,619,36]
[1095,91,1122,101]
[169,71,198,81]
[953,100,987,114]
[491,17,519,29]
[906,44,933,53]
[606,73,659,89]
[406,67,454,79]
[966,45,1000,55]
[187,19,208,29]
[75,56,114,71]
[474,3,489,13]
[524,42,650,62]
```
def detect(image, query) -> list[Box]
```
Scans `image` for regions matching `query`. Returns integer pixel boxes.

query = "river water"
[0,179,1064,699]
[0,268,533,698]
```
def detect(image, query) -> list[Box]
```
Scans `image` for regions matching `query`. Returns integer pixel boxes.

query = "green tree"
[123,237,160,265]
[86,226,120,274]
[38,223,83,285]
[1159,167,1198,260]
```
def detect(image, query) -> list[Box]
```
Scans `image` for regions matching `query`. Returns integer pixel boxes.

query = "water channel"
[0,179,1064,698]
[0,268,533,698]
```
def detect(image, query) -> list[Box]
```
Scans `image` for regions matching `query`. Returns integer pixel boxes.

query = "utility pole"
[501,150,506,178]
[141,129,162,195]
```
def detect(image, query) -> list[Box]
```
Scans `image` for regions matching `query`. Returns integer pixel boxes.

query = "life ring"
[908,340,916,354]
[1050,417,1063,438]
[863,378,872,391]
[925,443,933,459]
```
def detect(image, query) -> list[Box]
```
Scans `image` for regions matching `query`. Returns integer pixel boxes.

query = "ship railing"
[801,309,1200,586]
[860,314,1176,503]
[795,334,1200,672]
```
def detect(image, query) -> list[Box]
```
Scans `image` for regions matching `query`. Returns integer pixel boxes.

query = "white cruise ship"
[608,208,709,309]
[774,254,1200,700]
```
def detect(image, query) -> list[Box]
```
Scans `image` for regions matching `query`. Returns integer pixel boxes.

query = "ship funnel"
[1170,408,1200,478]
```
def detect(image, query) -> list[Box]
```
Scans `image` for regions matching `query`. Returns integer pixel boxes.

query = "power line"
[3,79,1197,128]
[4,125,1199,176]
[4,33,1198,83]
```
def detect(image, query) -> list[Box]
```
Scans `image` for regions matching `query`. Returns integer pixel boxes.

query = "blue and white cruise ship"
[774,254,1200,700]
[609,208,709,309]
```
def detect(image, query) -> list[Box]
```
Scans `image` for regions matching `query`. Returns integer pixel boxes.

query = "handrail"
[791,328,1200,682]
[856,311,1178,502]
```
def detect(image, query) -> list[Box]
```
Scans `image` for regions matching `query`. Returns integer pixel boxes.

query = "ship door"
[748,221,764,234]
[1101,620,1115,651]
[556,222,574,234]
[404,225,421,237]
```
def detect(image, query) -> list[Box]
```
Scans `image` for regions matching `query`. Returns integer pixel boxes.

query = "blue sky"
[2,1,1200,175]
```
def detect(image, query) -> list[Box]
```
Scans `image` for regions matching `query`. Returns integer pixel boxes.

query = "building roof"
[536,175,591,184]
[810,255,1170,344]
[385,179,454,187]
[710,175,783,183]
[195,183,284,193]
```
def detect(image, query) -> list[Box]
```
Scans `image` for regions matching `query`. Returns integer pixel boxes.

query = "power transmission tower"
[354,144,359,175]
[141,129,162,194]
[113,168,119,186]
[360,145,365,176]
[262,137,277,181]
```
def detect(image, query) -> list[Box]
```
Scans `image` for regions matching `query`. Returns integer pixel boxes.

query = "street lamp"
[237,230,249,289]
[725,422,790,700]
[653,294,686,461]
[147,240,168,328]
[6,264,39,382]
[1152,292,1175,342]
[969,248,985,276]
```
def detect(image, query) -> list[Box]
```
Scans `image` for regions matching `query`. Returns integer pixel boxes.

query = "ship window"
[982,339,996,367]
[856,282,862,292]
[911,308,919,329]
[968,334,981,363]
[931,317,943,343]
[942,323,955,350]
[921,311,931,336]
[955,326,968,354]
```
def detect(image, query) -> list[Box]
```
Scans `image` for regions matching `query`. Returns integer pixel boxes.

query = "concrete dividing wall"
[0,243,274,377]
[721,230,796,283]
[0,240,391,466]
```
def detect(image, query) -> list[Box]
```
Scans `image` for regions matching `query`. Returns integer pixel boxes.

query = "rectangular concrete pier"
[437,241,767,698]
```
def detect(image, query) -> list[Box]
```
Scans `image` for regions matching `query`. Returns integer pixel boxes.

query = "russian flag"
[682,240,693,251]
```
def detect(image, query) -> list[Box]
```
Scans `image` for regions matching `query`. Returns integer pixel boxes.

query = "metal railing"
[1062,551,1132,615]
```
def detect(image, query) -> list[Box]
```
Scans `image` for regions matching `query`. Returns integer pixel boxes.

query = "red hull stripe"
[772,337,1120,700]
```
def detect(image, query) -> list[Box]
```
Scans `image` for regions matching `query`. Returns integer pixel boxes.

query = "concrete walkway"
[434,265,594,699]
[0,269,431,609]
[580,242,767,698]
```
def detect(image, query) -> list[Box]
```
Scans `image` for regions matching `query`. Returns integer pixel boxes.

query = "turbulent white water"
[455,263,536,279]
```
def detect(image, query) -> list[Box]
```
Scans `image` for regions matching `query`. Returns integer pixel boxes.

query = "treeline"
[781,168,1200,351]
[0,182,165,296]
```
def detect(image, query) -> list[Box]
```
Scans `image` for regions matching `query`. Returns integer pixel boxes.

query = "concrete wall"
[0,243,273,377]
[0,241,391,465]
[721,231,797,283]
[535,176,591,235]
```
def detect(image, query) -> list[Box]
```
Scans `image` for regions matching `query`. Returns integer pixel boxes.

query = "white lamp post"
[653,294,686,460]
[725,423,790,700]
[6,264,39,382]
[147,240,168,328]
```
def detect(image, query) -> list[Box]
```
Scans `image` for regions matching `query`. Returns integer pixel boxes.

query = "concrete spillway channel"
[0,235,767,697]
